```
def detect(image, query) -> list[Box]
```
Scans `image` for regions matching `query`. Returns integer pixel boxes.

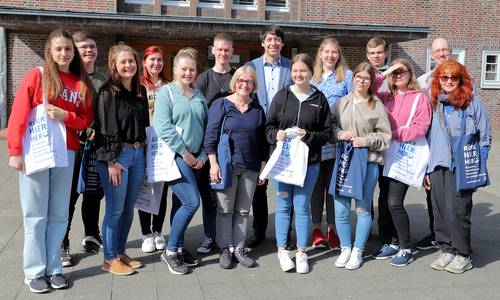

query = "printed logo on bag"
[397,142,416,158]
[463,143,479,165]
[280,137,292,157]
[28,114,49,142]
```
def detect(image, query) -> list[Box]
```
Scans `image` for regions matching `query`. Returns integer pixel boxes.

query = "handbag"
[329,141,368,200]
[383,94,430,188]
[450,110,489,191]
[145,126,182,183]
[22,67,68,175]
[259,128,309,187]
[210,100,232,190]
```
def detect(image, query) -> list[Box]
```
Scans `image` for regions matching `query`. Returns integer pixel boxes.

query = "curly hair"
[430,60,473,109]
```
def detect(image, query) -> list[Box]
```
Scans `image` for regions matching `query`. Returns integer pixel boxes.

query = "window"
[162,0,189,7]
[265,0,288,11]
[233,0,257,10]
[426,48,465,72]
[481,50,500,89]
[198,0,224,8]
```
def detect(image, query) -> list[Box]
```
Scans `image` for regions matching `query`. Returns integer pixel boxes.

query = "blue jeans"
[273,163,320,249]
[97,147,145,261]
[334,162,379,249]
[20,151,75,280]
[167,155,201,252]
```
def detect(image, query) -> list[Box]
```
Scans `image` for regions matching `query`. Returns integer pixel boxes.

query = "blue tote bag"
[450,110,489,191]
[210,100,232,190]
[77,141,102,194]
[329,141,368,200]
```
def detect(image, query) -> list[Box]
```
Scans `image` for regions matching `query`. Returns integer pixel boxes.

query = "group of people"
[6,24,491,294]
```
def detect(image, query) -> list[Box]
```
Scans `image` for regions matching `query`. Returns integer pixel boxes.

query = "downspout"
[0,26,6,129]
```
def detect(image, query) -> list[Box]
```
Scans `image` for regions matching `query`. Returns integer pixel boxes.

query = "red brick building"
[0,0,499,127]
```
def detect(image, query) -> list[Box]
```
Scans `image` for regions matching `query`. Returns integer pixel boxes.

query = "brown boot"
[119,254,143,269]
[102,259,134,275]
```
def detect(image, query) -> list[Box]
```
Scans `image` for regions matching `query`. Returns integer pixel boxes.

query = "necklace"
[211,69,232,93]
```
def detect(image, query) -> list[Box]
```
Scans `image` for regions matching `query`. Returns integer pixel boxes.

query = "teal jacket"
[153,83,208,162]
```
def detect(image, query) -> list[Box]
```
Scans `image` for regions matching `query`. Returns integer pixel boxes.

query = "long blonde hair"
[313,37,349,85]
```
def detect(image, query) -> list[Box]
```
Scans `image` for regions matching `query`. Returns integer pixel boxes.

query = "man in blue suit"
[247,25,293,248]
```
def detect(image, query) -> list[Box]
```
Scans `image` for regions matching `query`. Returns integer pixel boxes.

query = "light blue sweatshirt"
[153,83,208,162]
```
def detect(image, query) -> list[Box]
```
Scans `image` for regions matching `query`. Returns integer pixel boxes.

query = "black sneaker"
[415,235,439,250]
[81,235,103,253]
[234,248,257,268]
[49,274,68,289]
[196,237,214,254]
[160,251,189,275]
[178,249,200,267]
[24,277,50,293]
[219,248,234,269]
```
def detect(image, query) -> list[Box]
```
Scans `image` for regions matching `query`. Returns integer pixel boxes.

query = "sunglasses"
[439,76,460,83]
[390,70,409,78]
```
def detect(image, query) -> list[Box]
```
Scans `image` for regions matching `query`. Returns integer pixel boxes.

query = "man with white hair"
[414,37,451,250]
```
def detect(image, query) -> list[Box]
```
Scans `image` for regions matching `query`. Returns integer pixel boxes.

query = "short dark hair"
[260,25,284,42]
[72,31,96,43]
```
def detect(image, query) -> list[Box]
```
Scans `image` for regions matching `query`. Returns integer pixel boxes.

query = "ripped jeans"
[334,162,379,250]
[273,163,320,249]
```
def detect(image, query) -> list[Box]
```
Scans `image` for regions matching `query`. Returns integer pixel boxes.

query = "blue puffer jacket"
[426,93,492,173]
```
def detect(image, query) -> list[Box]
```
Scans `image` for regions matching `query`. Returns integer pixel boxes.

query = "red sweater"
[7,67,93,156]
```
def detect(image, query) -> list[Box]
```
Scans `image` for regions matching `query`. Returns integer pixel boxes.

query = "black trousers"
[377,166,397,244]
[252,181,269,237]
[429,167,473,256]
[138,184,168,235]
[64,147,104,248]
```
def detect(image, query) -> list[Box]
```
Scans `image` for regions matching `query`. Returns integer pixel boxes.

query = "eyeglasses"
[432,48,450,55]
[390,70,409,78]
[236,79,254,86]
[439,75,460,83]
[354,75,371,83]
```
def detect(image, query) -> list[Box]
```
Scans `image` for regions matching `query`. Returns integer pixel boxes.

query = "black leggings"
[378,175,411,249]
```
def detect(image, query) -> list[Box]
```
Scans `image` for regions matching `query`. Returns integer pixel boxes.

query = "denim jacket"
[426,93,491,173]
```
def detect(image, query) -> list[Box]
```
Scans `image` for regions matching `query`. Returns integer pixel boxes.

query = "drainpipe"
[0,26,6,129]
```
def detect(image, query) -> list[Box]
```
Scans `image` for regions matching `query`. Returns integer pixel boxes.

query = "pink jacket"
[374,74,432,143]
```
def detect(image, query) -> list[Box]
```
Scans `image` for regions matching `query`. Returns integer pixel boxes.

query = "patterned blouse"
[312,69,354,109]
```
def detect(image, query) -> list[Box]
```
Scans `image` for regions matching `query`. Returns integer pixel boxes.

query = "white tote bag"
[22,67,68,175]
[383,94,430,188]
[259,128,309,187]
[145,126,182,183]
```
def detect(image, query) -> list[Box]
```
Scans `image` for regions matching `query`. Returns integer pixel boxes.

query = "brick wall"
[0,0,116,13]
[6,32,116,116]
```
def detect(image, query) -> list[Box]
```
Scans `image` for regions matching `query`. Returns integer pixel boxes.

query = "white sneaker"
[335,246,352,268]
[277,251,295,272]
[153,232,166,250]
[345,247,363,270]
[141,234,156,253]
[295,252,309,274]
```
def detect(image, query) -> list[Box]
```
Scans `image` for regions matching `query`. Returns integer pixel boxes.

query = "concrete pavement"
[0,138,499,300]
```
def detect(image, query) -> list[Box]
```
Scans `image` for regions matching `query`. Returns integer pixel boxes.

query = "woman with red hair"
[138,46,170,253]
[424,60,491,274]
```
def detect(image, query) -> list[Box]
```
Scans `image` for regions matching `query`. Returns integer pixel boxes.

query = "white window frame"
[265,0,288,12]
[197,0,224,9]
[481,50,500,89]
[162,0,190,7]
[233,0,258,11]
[124,0,154,4]
[426,48,465,72]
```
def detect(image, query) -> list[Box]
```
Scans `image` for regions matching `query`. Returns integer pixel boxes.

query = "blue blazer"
[247,55,293,113]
